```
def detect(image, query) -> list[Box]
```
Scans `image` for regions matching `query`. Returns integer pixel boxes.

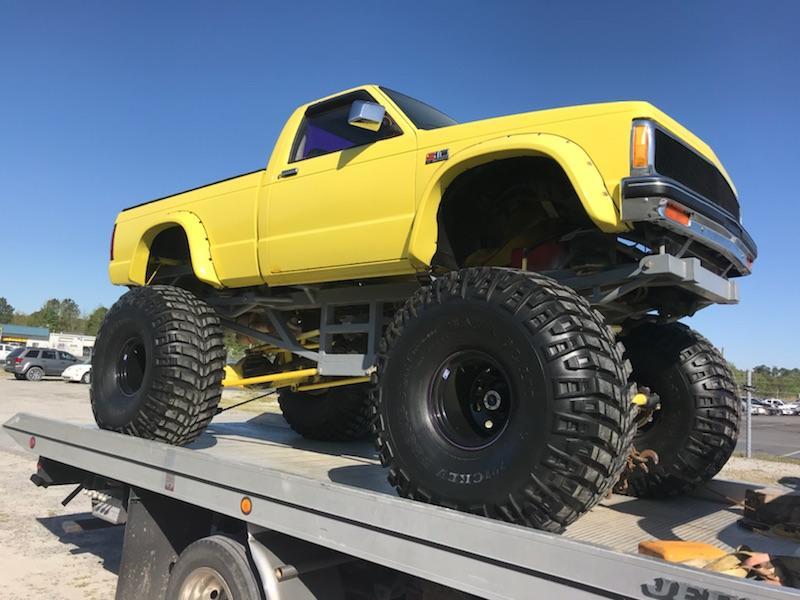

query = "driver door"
[264,90,417,277]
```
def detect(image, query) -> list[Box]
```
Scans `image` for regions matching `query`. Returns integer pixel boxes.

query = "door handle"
[278,168,298,179]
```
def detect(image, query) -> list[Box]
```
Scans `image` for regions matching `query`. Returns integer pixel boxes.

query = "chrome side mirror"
[348,100,385,132]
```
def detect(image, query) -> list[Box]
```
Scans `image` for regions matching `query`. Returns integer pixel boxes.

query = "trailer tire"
[617,322,739,497]
[165,535,262,600]
[373,267,635,533]
[279,385,372,441]
[90,285,225,446]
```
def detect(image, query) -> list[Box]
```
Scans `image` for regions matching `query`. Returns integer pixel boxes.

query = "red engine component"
[510,242,564,271]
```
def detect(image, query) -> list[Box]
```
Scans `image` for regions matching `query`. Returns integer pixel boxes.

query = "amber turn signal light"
[664,203,691,226]
[240,496,252,515]
[632,124,651,169]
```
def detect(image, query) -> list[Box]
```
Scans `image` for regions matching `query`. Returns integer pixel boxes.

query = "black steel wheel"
[616,322,739,497]
[278,385,372,441]
[90,285,225,446]
[373,267,635,533]
[165,535,261,600]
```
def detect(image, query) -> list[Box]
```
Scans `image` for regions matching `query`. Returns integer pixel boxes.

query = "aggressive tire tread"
[91,285,225,446]
[278,385,372,441]
[372,267,636,533]
[619,322,739,498]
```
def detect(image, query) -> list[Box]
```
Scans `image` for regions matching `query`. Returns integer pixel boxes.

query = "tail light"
[110,224,117,261]
[15,357,22,364]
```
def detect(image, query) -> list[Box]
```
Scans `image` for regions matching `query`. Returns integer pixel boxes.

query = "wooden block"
[638,540,728,562]
[744,488,800,526]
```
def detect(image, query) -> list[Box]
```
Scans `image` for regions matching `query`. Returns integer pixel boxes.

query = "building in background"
[0,324,95,359]
[49,333,94,359]
[0,324,50,347]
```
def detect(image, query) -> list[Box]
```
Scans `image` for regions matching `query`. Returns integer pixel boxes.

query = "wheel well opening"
[146,226,195,285]
[433,156,594,271]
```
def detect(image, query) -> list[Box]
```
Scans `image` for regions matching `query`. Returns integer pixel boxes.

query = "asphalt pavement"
[736,415,800,457]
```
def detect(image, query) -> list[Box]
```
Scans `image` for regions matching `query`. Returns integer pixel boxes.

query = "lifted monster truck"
[92,85,756,533]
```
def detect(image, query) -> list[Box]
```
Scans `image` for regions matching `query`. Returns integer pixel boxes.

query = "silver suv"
[4,347,79,381]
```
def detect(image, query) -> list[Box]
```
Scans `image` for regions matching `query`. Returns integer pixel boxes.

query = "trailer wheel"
[165,535,262,600]
[616,322,739,497]
[90,285,225,446]
[279,385,372,441]
[373,268,635,533]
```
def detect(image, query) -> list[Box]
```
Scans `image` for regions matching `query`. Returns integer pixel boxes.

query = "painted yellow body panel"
[109,85,731,289]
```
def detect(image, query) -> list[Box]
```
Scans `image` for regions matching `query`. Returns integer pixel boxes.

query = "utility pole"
[745,369,753,459]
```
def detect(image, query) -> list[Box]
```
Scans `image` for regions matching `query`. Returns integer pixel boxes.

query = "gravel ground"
[0,374,798,598]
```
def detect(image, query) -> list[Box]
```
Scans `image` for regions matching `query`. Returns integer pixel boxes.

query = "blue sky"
[1,1,798,368]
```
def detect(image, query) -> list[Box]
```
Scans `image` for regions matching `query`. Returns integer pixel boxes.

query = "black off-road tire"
[90,285,225,446]
[373,267,635,533]
[278,385,372,441]
[81,370,91,384]
[617,322,739,497]
[165,535,262,600]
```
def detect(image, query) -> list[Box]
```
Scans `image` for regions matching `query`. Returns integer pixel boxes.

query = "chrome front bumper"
[621,177,757,276]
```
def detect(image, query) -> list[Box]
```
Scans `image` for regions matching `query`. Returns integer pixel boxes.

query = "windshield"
[381,87,457,130]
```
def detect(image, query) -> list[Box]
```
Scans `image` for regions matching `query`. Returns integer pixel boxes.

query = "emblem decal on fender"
[425,149,449,164]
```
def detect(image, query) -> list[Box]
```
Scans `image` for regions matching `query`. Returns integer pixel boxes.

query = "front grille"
[654,129,740,220]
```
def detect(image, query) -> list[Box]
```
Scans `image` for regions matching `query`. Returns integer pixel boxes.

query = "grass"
[732,451,800,465]
[218,388,280,413]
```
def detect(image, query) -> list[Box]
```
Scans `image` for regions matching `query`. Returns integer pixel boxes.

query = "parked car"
[4,347,80,381]
[61,362,91,384]
[762,398,795,415]
[3,347,25,370]
[750,399,780,415]
[0,343,21,364]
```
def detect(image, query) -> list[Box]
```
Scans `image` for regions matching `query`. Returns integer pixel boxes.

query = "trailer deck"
[5,411,799,600]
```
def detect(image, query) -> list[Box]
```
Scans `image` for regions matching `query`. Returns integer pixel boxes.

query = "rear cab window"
[290,90,402,163]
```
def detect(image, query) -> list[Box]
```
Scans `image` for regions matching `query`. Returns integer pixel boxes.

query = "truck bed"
[5,411,799,600]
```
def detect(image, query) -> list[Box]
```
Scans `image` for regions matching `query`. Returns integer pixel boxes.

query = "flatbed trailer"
[4,411,799,600]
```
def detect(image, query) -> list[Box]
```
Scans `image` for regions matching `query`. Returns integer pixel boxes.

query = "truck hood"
[414,101,735,195]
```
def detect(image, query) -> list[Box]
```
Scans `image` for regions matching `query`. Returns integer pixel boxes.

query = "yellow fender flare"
[408,133,625,269]
[129,211,223,288]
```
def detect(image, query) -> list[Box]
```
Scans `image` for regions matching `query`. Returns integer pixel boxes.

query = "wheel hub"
[115,337,147,396]
[177,566,232,600]
[429,350,513,450]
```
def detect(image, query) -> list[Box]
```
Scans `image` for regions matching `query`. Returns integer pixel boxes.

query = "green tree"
[29,298,62,330]
[0,297,13,323]
[84,306,108,336]
[59,298,81,332]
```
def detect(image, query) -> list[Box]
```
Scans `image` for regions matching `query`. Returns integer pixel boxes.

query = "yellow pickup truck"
[91,85,756,532]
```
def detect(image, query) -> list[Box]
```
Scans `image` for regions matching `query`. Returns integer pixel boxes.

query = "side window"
[26,350,40,358]
[290,91,402,163]
[59,351,73,360]
[42,350,56,360]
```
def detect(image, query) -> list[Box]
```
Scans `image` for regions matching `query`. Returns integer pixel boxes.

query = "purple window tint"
[303,122,353,158]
